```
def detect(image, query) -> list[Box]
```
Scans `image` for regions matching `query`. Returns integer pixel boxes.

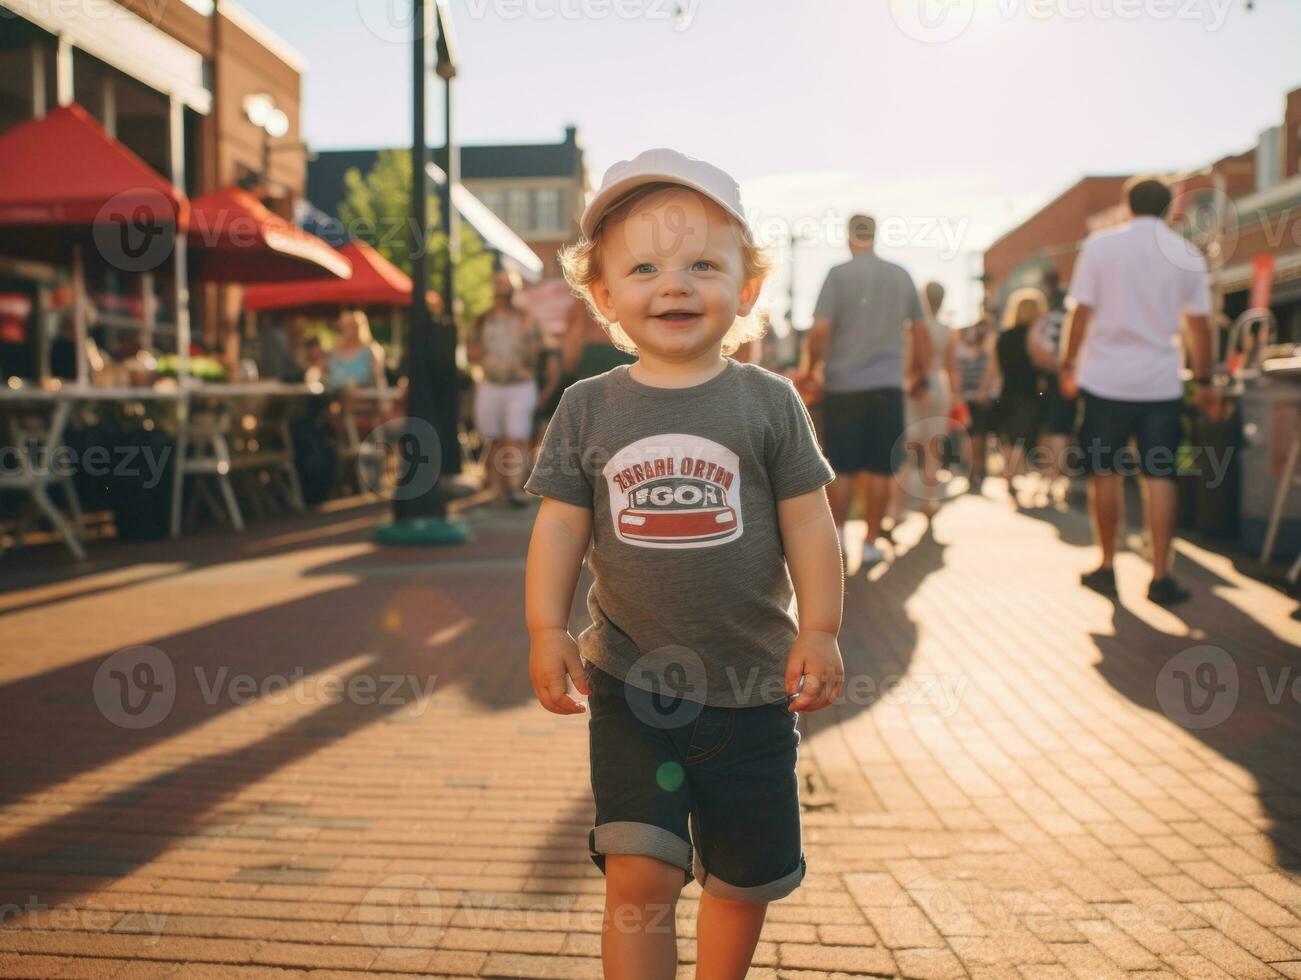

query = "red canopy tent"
[188,187,352,284]
[0,102,190,383]
[241,240,437,312]
[0,103,187,229]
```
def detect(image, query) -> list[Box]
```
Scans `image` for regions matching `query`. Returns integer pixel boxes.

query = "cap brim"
[579,172,747,239]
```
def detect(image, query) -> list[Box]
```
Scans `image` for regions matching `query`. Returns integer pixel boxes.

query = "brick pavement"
[0,489,1298,978]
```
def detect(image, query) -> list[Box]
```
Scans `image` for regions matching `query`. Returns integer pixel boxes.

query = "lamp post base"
[374,517,472,547]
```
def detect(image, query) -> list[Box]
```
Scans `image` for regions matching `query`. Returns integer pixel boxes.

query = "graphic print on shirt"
[602,433,743,549]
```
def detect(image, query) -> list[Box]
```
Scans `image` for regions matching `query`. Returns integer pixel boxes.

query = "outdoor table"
[0,384,182,559]
[176,382,324,535]
[1259,356,1301,579]
[332,385,404,495]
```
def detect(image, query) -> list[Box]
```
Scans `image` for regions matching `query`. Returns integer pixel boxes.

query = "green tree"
[338,149,495,325]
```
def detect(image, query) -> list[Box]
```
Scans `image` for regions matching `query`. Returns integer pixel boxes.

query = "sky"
[237,0,1301,326]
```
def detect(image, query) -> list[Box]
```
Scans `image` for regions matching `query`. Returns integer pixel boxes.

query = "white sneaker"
[861,541,887,567]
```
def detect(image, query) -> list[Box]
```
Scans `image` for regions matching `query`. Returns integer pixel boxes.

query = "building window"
[534,188,563,232]
[505,189,531,231]
[477,189,504,218]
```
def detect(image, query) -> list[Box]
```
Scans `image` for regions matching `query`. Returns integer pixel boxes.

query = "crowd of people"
[786,175,1216,606]
[262,174,1215,613]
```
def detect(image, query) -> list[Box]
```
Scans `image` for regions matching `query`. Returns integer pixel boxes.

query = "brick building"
[0,0,310,351]
[982,86,1301,343]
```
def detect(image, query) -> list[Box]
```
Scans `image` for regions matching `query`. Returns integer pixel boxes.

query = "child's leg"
[603,854,682,980]
[694,892,768,979]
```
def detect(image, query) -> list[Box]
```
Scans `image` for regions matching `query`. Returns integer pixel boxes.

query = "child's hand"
[785,630,844,711]
[530,628,590,715]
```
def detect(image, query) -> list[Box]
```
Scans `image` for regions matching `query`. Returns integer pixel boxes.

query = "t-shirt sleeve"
[524,387,593,507]
[766,381,836,501]
[1068,239,1099,308]
[812,268,838,322]
[904,272,924,322]
[1182,258,1213,316]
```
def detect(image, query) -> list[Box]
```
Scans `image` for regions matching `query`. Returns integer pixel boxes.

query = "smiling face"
[588,187,763,363]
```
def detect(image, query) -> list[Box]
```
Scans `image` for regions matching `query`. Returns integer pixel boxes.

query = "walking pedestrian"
[954,308,998,491]
[1028,269,1078,501]
[805,214,932,568]
[985,287,1047,503]
[1061,176,1218,606]
[468,268,543,508]
[895,281,958,521]
[525,148,841,979]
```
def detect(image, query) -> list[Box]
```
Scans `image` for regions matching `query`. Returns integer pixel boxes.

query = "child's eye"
[633,263,656,275]
[690,260,715,272]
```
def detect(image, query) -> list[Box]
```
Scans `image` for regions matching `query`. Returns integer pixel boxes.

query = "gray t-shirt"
[813,251,923,393]
[524,359,835,708]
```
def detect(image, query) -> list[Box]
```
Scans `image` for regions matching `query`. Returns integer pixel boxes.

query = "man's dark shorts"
[584,660,806,903]
[821,387,905,476]
[1043,374,1080,437]
[1078,391,1183,480]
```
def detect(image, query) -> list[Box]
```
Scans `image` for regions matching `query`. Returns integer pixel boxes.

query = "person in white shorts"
[468,269,542,507]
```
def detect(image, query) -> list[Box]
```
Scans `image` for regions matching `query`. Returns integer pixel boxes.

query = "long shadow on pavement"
[0,522,548,908]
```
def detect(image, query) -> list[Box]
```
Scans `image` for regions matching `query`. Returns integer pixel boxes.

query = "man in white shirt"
[1061,177,1218,606]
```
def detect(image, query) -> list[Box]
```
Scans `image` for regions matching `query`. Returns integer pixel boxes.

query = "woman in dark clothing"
[983,287,1048,499]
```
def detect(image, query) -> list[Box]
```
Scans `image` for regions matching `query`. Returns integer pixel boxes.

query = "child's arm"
[525,497,593,714]
[778,488,845,712]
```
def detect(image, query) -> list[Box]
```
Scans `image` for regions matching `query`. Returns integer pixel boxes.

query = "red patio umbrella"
[0,103,190,383]
[0,103,187,230]
[241,240,437,313]
[188,187,352,283]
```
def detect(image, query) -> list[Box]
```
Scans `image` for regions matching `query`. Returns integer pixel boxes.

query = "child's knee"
[604,853,685,908]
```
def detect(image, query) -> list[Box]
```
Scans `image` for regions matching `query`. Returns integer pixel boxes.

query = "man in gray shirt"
[805,214,931,567]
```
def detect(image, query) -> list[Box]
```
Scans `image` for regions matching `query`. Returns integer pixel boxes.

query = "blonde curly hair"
[559,182,774,356]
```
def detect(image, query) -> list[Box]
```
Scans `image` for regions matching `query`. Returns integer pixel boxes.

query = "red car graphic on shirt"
[617,477,738,544]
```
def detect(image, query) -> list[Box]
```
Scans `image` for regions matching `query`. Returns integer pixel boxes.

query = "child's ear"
[588,278,617,324]
[736,274,766,317]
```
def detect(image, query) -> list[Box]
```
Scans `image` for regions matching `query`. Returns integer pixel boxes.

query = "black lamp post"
[374,0,469,546]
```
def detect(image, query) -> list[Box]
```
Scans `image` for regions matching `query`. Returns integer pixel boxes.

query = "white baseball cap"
[580,148,750,239]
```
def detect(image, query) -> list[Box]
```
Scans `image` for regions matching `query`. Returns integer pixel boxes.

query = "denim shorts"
[821,387,906,476]
[583,659,806,903]
[1079,391,1183,480]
